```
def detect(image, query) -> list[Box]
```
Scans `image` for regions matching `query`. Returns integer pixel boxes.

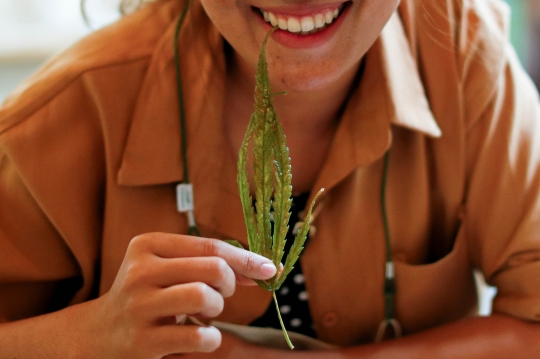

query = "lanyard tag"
[176,184,194,213]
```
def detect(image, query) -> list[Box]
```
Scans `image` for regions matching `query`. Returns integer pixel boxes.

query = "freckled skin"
[199,0,401,93]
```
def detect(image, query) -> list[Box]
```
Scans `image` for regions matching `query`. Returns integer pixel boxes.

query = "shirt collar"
[306,11,442,200]
[117,1,225,187]
[116,4,441,186]
[379,12,442,138]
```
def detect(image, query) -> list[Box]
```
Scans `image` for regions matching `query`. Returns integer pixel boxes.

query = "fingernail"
[261,263,277,277]
[198,326,222,352]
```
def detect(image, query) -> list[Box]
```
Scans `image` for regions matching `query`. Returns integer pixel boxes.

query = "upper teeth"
[261,6,342,35]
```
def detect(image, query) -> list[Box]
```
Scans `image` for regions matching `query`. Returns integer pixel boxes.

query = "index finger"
[132,233,277,280]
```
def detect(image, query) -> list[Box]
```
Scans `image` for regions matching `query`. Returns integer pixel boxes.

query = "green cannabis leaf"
[236,27,324,350]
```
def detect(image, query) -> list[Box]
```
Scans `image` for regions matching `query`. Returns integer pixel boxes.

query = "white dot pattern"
[280,305,291,314]
[290,318,302,327]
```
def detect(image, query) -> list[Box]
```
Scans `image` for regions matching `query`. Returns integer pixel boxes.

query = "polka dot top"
[249,192,316,338]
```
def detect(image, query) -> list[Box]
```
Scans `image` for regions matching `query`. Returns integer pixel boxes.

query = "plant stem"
[273,289,294,349]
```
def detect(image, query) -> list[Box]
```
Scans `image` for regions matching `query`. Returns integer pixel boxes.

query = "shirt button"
[321,312,339,327]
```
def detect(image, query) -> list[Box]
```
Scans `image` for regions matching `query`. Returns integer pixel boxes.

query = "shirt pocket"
[392,231,478,334]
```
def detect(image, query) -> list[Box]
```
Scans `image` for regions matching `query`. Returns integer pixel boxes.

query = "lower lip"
[256,5,351,49]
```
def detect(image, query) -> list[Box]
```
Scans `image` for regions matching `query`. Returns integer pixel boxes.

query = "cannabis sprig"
[233,27,324,350]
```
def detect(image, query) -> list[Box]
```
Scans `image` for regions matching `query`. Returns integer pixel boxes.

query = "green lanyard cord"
[376,150,402,342]
[174,1,201,237]
[174,2,190,184]
[381,150,394,320]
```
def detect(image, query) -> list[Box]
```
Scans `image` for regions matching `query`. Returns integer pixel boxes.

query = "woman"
[1,0,539,357]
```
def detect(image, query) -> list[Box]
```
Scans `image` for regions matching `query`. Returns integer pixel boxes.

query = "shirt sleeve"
[0,77,106,322]
[464,37,540,321]
[0,148,81,321]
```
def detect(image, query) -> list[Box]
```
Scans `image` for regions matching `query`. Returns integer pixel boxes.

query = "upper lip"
[253,1,348,17]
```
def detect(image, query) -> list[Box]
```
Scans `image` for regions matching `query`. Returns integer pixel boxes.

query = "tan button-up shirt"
[1,0,539,346]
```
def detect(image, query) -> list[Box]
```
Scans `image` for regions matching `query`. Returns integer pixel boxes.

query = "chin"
[272,77,334,93]
[267,62,350,94]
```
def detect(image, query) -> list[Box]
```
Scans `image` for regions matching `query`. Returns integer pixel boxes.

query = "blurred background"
[0,0,120,101]
[0,0,539,101]
[0,0,538,315]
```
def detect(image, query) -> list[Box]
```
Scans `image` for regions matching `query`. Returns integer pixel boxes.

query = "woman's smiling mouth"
[253,2,350,35]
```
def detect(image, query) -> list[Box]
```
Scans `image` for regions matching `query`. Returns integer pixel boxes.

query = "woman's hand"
[86,233,276,359]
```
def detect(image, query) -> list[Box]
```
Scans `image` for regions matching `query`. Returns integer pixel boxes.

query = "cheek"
[199,0,239,33]
[199,0,261,63]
